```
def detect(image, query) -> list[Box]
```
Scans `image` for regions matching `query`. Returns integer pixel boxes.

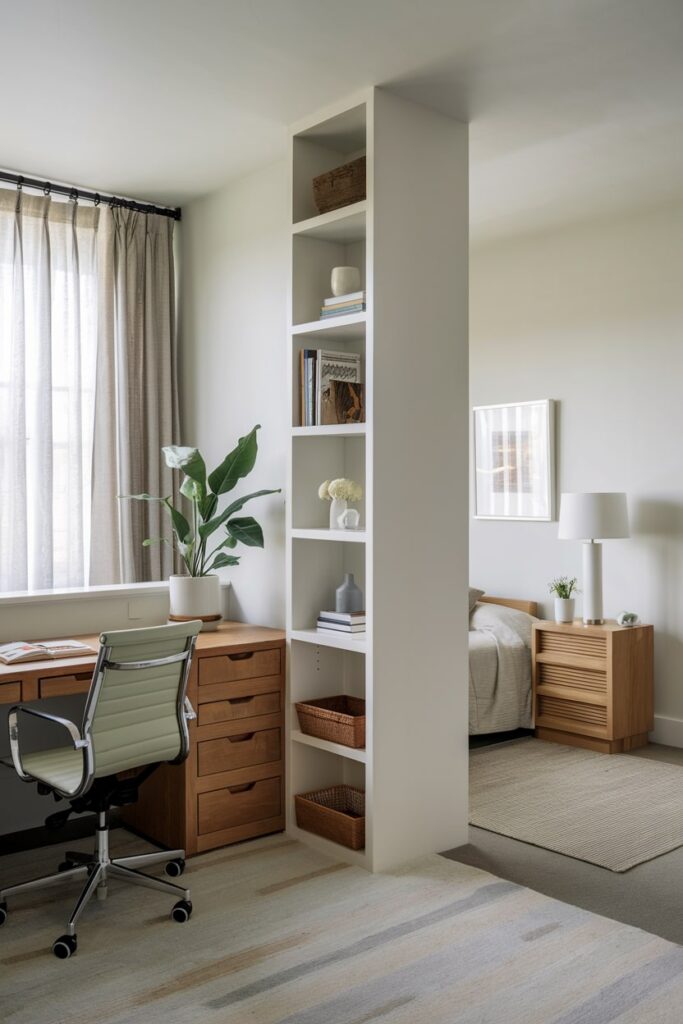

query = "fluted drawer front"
[538,695,607,729]
[198,728,281,776]
[198,777,281,834]
[539,663,607,694]
[539,632,607,660]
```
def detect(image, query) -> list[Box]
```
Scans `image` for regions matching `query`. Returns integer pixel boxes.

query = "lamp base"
[582,541,604,625]
[583,618,604,626]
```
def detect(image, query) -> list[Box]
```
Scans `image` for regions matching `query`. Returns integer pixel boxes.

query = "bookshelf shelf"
[287,825,368,866]
[292,202,366,243]
[292,728,367,763]
[290,628,367,654]
[292,424,366,438]
[291,313,366,341]
[291,528,366,543]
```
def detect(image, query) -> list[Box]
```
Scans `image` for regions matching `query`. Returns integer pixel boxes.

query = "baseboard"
[650,715,683,749]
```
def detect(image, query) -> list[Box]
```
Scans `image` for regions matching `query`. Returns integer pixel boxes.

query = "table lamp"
[558,493,629,624]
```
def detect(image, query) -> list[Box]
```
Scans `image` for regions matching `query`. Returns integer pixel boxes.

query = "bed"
[469,593,539,735]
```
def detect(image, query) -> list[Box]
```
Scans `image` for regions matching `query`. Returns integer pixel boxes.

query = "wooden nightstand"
[532,620,654,753]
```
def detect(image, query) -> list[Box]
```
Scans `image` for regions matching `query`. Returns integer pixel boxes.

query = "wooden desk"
[0,623,286,855]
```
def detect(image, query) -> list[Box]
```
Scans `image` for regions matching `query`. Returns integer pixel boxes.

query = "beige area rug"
[470,738,683,872]
[3,831,683,1023]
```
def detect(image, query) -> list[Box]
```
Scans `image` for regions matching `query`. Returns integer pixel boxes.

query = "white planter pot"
[169,574,221,631]
[554,597,575,624]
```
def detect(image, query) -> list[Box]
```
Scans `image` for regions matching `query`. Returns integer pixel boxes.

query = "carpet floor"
[3,831,683,1023]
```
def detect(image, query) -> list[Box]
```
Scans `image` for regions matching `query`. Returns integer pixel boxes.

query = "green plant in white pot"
[126,425,280,629]
[548,576,578,624]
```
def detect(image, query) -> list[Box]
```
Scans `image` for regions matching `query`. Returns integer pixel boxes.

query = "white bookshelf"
[286,89,469,871]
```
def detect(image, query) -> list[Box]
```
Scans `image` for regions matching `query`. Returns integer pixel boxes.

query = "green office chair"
[0,620,201,958]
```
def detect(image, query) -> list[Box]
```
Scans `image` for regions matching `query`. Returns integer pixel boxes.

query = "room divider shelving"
[286,88,470,871]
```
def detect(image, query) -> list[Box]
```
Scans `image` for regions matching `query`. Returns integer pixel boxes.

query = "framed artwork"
[473,399,555,521]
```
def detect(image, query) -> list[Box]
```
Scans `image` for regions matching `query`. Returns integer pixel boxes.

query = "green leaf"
[207,426,261,496]
[163,498,192,544]
[198,489,280,541]
[227,516,264,548]
[207,552,241,571]
[141,537,170,547]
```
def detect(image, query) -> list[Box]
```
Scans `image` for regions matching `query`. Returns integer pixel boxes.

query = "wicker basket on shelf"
[312,156,366,215]
[294,785,365,850]
[295,695,366,749]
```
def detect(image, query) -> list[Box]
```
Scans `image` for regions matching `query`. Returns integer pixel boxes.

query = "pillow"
[469,601,537,647]
[469,587,485,613]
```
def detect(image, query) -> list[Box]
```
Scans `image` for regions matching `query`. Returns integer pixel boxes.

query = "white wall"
[470,199,683,741]
[180,160,288,629]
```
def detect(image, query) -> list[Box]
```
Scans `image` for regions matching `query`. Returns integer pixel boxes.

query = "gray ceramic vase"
[335,572,364,613]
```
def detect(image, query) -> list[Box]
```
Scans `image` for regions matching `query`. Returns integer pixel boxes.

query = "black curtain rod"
[0,169,181,221]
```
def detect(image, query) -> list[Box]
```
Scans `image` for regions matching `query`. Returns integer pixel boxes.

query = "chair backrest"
[83,621,200,779]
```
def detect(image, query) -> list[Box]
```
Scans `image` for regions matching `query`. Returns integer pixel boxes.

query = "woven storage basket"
[312,156,366,215]
[294,785,365,850]
[295,695,366,749]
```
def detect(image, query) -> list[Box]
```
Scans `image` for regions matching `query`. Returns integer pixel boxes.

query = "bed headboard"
[480,595,539,618]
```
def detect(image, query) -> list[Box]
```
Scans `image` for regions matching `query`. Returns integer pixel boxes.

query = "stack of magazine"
[316,611,366,635]
[300,348,364,426]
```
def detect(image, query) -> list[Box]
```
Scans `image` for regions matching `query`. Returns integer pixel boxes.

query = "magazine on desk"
[0,639,97,665]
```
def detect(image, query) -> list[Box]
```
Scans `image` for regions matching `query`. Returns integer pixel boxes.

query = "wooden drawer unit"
[198,728,281,776]
[39,672,92,698]
[198,777,281,835]
[122,624,285,855]
[0,682,21,705]
[532,620,653,754]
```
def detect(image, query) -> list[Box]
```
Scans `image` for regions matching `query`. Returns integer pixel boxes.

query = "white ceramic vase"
[331,266,361,297]
[169,574,221,631]
[554,597,575,624]
[329,498,347,529]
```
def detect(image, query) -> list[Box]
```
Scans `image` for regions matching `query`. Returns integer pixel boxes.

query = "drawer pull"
[228,733,254,743]
[227,696,254,705]
[228,782,256,794]
[228,651,254,662]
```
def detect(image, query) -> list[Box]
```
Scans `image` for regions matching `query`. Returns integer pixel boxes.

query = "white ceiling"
[3,0,683,241]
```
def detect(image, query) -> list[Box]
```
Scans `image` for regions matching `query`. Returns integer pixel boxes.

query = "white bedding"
[469,602,536,734]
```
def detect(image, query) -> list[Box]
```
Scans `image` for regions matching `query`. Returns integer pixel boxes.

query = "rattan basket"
[294,785,365,850]
[312,156,366,215]
[295,695,366,749]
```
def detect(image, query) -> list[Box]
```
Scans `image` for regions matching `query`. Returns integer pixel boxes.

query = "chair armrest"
[8,705,87,782]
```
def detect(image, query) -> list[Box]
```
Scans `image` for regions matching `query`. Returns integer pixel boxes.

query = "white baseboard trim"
[650,715,683,749]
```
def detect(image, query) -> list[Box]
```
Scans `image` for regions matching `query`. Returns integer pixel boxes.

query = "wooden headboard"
[480,595,539,618]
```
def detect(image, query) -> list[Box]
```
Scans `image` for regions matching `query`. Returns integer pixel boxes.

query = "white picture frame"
[473,399,555,521]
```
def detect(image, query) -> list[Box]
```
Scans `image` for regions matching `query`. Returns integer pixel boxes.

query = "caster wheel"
[171,899,192,923]
[53,934,77,959]
[165,858,185,878]
[0,902,7,926]
[57,860,75,873]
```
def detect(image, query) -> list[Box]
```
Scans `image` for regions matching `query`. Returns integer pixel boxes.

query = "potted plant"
[126,425,280,629]
[548,576,578,624]
[318,478,363,529]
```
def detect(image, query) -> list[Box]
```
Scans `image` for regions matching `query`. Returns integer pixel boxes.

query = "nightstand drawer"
[537,694,607,734]
[538,662,607,696]
[198,648,281,686]
[197,777,281,834]
[198,728,281,776]
[539,631,607,660]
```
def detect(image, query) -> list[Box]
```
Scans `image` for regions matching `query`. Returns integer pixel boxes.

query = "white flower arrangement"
[318,478,363,503]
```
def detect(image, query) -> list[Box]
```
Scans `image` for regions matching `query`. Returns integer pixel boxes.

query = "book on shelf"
[319,611,366,623]
[320,303,366,319]
[299,349,362,427]
[0,639,97,665]
[321,379,364,425]
[323,290,366,306]
[316,620,366,634]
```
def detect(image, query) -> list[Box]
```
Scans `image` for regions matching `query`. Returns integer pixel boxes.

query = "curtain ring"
[94,192,100,206]
[16,176,23,192]
[43,182,51,196]
[69,187,79,203]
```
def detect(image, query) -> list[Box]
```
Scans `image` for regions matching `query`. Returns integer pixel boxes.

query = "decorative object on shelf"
[295,695,366,749]
[319,478,363,529]
[312,155,366,215]
[317,610,366,634]
[548,576,578,623]
[321,380,364,425]
[473,399,555,521]
[558,492,629,625]
[338,508,360,530]
[295,785,365,849]
[335,572,364,614]
[331,266,361,297]
[123,426,280,630]
[617,611,640,627]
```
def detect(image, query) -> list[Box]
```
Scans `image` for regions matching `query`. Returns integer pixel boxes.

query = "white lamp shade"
[558,492,629,540]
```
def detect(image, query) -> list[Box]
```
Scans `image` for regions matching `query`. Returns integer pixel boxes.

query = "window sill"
[0,580,230,607]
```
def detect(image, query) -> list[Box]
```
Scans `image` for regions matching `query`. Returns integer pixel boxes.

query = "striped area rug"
[470,738,683,871]
[2,830,683,1023]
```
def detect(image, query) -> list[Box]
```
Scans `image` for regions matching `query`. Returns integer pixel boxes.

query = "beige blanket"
[468,602,535,734]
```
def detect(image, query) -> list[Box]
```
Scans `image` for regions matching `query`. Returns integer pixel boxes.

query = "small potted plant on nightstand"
[549,576,578,624]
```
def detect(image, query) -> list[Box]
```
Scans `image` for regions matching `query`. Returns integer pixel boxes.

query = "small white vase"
[338,507,360,530]
[331,266,361,297]
[554,597,575,624]
[169,574,221,631]
[329,498,347,529]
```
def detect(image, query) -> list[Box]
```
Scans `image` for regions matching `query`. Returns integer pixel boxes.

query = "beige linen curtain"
[0,187,178,591]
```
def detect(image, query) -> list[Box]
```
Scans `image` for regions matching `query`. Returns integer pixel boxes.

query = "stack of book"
[299,348,363,426]
[316,611,366,635]
[320,290,366,320]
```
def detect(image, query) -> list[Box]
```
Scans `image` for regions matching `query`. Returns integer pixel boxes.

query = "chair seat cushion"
[22,746,84,795]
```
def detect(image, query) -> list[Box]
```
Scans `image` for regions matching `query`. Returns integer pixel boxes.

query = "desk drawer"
[198,728,280,777]
[198,690,281,726]
[198,777,281,834]
[0,682,21,705]
[198,648,281,686]
[39,673,92,698]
